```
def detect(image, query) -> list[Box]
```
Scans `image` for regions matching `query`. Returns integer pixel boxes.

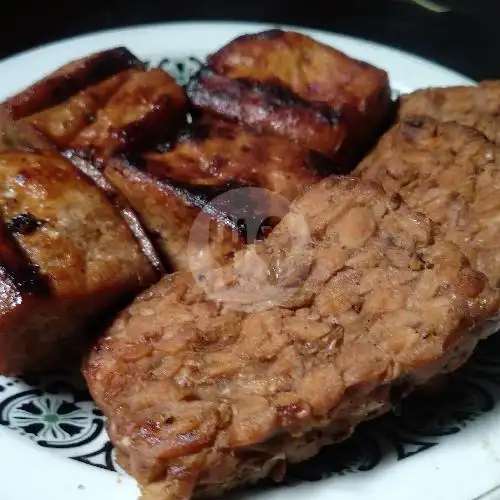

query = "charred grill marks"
[3,47,144,119]
[6,212,46,235]
[187,68,343,127]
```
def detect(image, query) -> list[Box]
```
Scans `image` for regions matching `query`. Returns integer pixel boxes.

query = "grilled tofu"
[70,68,188,163]
[0,106,51,150]
[3,47,144,119]
[105,118,329,271]
[187,29,394,167]
[21,70,136,150]
[399,81,500,145]
[20,68,188,164]
[0,143,161,375]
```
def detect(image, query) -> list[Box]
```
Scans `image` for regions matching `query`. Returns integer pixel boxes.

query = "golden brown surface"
[356,117,500,289]
[105,119,325,271]
[3,47,143,120]
[0,106,51,150]
[399,81,500,144]
[0,147,159,375]
[187,30,393,166]
[85,177,499,500]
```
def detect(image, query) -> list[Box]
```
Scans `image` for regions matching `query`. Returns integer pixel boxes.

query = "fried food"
[3,47,143,119]
[399,81,500,144]
[187,29,394,167]
[105,118,328,271]
[85,177,499,500]
[357,117,500,289]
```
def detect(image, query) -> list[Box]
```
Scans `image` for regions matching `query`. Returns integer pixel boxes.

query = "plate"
[0,21,499,500]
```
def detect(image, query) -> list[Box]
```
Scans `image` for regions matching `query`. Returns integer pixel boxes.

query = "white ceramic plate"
[0,21,499,500]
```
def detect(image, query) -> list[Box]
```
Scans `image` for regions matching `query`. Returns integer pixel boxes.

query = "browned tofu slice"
[21,70,136,149]
[0,106,51,150]
[0,146,161,375]
[70,68,188,163]
[3,47,144,119]
[105,118,328,271]
[20,68,188,164]
[399,81,500,144]
[187,29,394,167]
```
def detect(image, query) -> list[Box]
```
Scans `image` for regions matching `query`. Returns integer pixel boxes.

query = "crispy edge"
[3,47,144,119]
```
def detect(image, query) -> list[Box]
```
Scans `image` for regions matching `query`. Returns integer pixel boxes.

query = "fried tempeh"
[399,81,500,144]
[356,117,500,289]
[84,177,499,500]
[187,29,394,167]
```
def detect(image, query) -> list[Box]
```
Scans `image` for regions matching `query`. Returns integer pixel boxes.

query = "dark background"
[0,0,498,80]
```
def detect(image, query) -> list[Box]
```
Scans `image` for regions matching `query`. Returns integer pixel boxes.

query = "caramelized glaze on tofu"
[20,68,188,163]
[0,147,160,375]
[21,70,136,149]
[187,29,394,166]
[3,47,144,119]
[70,68,188,163]
[105,118,328,271]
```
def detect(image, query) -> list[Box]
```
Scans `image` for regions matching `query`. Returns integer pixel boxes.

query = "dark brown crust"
[103,118,326,271]
[3,47,144,119]
[0,220,50,296]
[0,94,164,376]
[3,102,165,277]
[187,30,394,166]
[69,69,188,164]
[20,70,137,149]
[0,145,159,375]
[18,67,188,165]
[84,177,499,499]
[104,157,244,272]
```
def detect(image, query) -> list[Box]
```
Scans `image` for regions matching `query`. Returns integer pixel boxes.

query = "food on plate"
[105,117,331,271]
[187,29,394,167]
[24,68,188,163]
[356,116,500,289]
[0,130,161,375]
[0,106,51,150]
[2,28,500,499]
[19,69,138,150]
[399,81,500,144]
[3,47,144,120]
[4,44,337,274]
[84,177,499,500]
[70,68,188,162]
